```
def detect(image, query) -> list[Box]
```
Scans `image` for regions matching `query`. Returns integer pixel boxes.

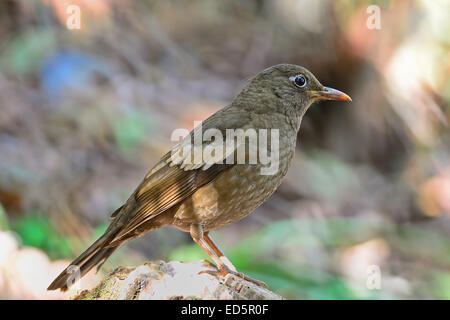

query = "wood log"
[75,260,284,300]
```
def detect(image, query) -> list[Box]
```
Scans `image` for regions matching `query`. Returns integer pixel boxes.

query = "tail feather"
[47,231,119,291]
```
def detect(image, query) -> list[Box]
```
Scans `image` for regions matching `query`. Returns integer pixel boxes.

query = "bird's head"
[238,64,351,117]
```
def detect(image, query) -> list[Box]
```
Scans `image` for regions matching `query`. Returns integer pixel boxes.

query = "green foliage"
[93,223,109,239]
[1,28,55,76]
[113,109,155,154]
[432,272,450,299]
[0,203,9,230]
[389,226,450,267]
[12,212,71,259]
[170,243,208,262]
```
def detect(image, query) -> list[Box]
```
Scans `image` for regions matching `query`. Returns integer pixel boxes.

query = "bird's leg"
[197,232,234,270]
[190,225,268,288]
[203,232,237,272]
[190,224,221,267]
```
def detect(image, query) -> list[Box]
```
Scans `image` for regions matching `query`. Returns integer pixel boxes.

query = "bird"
[48,64,351,291]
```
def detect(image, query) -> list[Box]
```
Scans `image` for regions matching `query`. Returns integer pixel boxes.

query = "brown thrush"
[48,64,351,291]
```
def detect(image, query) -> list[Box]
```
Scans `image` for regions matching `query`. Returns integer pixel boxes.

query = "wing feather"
[107,107,251,244]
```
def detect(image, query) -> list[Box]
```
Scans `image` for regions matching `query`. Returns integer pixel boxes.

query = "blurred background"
[0,0,449,299]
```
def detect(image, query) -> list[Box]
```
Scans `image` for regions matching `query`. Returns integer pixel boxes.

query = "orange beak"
[310,87,352,102]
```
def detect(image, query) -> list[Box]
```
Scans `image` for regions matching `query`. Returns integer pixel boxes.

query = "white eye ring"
[290,75,307,88]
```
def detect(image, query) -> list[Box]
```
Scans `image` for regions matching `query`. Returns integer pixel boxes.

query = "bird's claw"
[201,259,217,268]
[198,264,268,289]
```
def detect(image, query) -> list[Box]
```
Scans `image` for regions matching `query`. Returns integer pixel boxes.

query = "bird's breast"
[172,134,296,232]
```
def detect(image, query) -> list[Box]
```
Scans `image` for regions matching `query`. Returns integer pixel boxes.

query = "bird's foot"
[199,264,268,288]
[201,259,216,268]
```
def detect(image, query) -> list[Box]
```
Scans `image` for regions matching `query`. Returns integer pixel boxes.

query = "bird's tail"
[47,228,120,292]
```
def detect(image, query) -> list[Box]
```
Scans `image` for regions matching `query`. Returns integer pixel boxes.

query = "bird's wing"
[107,108,251,244]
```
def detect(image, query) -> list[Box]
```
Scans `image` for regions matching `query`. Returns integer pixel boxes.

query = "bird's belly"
[172,150,293,232]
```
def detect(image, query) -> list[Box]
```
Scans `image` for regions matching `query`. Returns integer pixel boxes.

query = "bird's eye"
[290,75,307,88]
